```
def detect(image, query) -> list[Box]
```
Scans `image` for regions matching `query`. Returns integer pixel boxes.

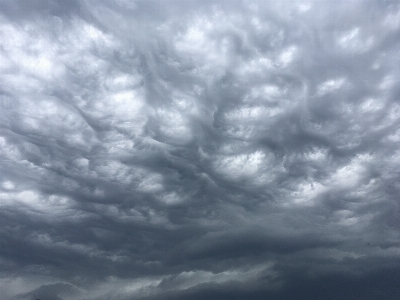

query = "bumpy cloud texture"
[1,0,400,299]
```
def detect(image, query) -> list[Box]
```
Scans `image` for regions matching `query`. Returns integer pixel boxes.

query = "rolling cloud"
[1,0,400,299]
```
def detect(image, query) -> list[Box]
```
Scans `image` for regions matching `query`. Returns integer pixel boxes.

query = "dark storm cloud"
[14,282,79,300]
[1,0,400,299]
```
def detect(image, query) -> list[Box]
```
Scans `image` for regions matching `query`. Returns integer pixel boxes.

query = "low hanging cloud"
[1,0,400,299]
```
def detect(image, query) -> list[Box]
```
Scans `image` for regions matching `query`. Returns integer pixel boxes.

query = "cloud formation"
[1,0,400,299]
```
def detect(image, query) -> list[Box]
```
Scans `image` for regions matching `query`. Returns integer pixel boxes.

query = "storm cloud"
[1,0,400,299]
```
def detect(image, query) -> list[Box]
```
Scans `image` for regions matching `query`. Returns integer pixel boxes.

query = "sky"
[1,0,400,299]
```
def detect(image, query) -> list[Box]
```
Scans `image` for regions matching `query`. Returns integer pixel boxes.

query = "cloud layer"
[1,0,400,299]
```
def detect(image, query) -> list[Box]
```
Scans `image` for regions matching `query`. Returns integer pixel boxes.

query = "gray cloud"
[1,0,400,299]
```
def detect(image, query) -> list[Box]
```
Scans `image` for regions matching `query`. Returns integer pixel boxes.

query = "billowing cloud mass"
[1,0,400,299]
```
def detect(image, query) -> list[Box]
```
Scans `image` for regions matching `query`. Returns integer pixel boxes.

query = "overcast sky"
[1,0,400,299]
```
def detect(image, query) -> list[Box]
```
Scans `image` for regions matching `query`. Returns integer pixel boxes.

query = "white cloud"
[1,1,400,299]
